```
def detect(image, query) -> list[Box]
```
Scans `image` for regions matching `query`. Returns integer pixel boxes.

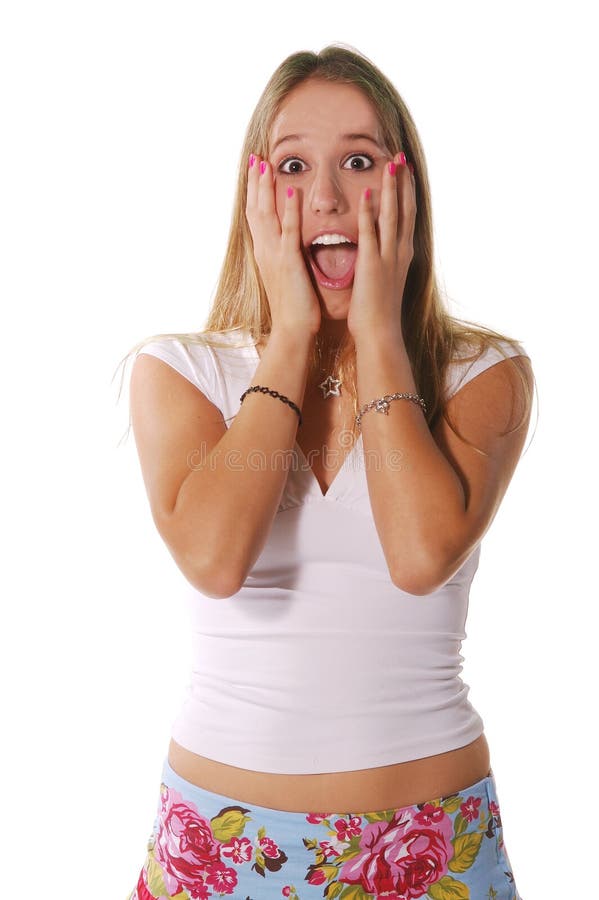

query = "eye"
[278,157,306,175]
[343,153,374,171]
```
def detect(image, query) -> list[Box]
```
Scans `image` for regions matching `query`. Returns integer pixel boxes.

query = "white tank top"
[137,327,528,774]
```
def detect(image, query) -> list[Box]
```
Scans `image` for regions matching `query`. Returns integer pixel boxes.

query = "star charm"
[318,375,343,399]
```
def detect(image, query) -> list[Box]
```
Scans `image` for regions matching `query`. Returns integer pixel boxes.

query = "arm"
[130,153,325,598]
[355,330,533,595]
[130,329,314,598]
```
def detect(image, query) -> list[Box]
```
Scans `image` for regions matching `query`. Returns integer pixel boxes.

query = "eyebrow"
[270,132,385,154]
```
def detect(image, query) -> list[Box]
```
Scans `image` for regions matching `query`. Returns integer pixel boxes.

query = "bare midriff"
[167,733,491,814]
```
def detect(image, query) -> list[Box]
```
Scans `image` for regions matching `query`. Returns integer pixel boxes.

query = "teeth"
[311,233,353,246]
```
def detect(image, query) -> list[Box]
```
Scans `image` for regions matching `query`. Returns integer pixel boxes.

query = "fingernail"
[364,188,371,201]
[398,152,407,166]
[249,153,255,168]
[388,161,397,176]
[259,161,266,175]
[287,186,294,198]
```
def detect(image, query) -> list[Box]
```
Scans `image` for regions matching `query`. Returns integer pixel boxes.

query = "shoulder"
[434,338,534,454]
[444,337,533,404]
[132,326,255,402]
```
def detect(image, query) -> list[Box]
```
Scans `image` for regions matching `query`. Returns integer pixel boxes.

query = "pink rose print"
[135,869,155,900]
[259,835,281,859]
[334,815,363,841]
[220,835,253,865]
[319,840,340,859]
[203,865,239,895]
[489,799,502,824]
[154,786,238,898]
[308,867,328,886]
[414,803,447,827]
[460,795,482,823]
[339,805,454,899]
[306,812,331,824]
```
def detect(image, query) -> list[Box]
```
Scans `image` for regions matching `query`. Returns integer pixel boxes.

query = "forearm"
[355,328,466,594]
[173,329,314,594]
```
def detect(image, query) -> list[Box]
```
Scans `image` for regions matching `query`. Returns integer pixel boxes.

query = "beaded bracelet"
[355,392,427,428]
[240,385,303,427]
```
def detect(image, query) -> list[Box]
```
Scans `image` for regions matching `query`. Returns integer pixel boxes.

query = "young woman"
[123,44,533,900]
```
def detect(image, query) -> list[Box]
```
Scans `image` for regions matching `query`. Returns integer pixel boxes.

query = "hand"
[245,154,321,339]
[347,152,416,344]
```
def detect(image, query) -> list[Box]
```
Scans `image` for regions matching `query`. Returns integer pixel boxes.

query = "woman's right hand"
[245,153,321,339]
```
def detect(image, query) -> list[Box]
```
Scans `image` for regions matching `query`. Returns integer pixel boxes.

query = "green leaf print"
[253,848,266,877]
[448,831,484,873]
[441,794,464,814]
[210,806,252,842]
[324,881,346,898]
[428,874,470,899]
[363,808,397,824]
[338,884,373,899]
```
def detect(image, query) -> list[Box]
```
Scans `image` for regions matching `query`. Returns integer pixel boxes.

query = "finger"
[280,185,301,253]
[380,154,400,261]
[396,156,416,248]
[358,186,378,258]
[257,159,281,239]
[246,152,260,216]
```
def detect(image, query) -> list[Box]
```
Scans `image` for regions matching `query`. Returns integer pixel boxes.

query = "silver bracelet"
[355,392,427,428]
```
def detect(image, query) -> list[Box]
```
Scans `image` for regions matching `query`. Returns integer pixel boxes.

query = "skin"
[245,77,416,353]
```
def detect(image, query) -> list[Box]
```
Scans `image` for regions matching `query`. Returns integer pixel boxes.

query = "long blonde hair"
[114,43,536,454]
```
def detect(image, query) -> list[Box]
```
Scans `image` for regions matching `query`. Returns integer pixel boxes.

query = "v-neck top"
[136,327,529,774]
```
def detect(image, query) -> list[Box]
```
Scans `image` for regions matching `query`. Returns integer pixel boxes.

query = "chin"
[317,288,352,319]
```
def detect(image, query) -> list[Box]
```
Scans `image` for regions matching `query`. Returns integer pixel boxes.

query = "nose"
[308,166,345,214]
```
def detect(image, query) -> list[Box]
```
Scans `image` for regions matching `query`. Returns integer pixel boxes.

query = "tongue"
[312,244,357,280]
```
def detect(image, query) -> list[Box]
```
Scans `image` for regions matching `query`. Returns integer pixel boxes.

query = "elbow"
[156,511,245,599]
[189,544,248,598]
[391,569,440,596]
[188,562,244,599]
[390,551,449,597]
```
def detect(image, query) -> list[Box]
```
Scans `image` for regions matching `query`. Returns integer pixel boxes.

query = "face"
[268,78,391,317]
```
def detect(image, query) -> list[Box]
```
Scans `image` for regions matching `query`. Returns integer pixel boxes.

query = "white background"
[2,2,596,897]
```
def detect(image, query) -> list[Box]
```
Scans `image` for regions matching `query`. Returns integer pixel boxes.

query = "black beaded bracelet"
[239,385,303,427]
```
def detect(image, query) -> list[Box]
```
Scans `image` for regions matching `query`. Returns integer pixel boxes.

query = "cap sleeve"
[445,339,530,402]
[136,338,219,407]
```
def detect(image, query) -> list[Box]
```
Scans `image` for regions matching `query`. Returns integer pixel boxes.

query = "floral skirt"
[127,757,522,899]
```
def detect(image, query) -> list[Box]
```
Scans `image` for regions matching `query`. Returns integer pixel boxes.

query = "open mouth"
[308,242,358,289]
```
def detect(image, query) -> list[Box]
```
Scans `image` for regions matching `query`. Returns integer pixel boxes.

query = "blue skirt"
[127,757,522,899]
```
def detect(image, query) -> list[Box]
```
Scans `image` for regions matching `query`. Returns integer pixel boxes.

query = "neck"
[315,319,350,353]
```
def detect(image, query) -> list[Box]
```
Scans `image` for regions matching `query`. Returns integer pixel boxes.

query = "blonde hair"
[114,42,536,455]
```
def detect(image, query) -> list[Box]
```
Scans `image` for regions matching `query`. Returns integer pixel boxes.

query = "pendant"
[375,398,391,415]
[318,375,343,399]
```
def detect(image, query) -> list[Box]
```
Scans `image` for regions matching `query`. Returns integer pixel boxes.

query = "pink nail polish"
[388,161,397,175]
[259,161,266,175]
[249,153,255,167]
[364,188,371,201]
[287,186,294,198]
[398,152,407,166]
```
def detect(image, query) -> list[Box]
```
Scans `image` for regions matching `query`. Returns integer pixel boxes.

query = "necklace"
[315,336,343,399]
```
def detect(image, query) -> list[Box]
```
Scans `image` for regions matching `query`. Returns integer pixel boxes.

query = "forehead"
[269,79,382,151]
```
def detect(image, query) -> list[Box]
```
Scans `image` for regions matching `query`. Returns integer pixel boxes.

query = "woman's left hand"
[347,152,416,344]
